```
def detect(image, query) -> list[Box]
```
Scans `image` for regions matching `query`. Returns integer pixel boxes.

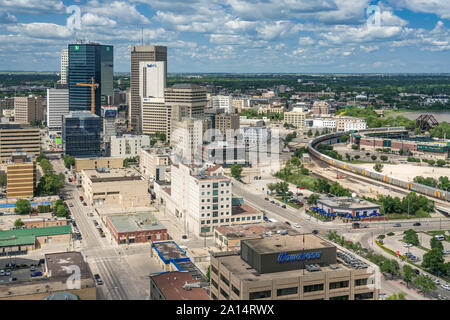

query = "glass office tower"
[68,43,113,116]
[62,111,101,157]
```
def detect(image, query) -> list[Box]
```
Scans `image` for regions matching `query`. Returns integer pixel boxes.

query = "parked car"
[264,197,269,201]
[442,250,450,255]
[30,266,35,272]
[182,235,187,239]
[94,274,103,285]
[263,216,269,222]
[293,223,301,229]
[285,221,291,226]
[435,235,445,241]
[312,230,319,235]
[352,223,360,229]
[413,269,420,275]
[433,278,440,285]
[270,200,275,204]
[0,270,4,276]
[83,202,87,206]
[441,284,450,291]
[393,223,401,227]
[5,270,11,276]
[403,243,413,247]
[30,271,43,277]
[93,220,99,227]
[413,222,421,226]
[5,263,16,268]
[281,205,287,209]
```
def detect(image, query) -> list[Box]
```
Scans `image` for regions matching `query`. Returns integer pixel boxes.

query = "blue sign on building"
[277,251,322,263]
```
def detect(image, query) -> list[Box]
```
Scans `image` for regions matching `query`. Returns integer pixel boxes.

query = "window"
[211,265,218,275]
[211,292,218,300]
[220,275,230,286]
[330,295,349,300]
[231,218,235,222]
[355,278,369,286]
[354,292,374,300]
[303,284,324,293]
[213,212,218,217]
[232,285,240,296]
[277,287,298,297]
[252,216,256,220]
[220,288,229,299]
[213,219,218,224]
[201,221,205,225]
[213,183,218,188]
[220,219,224,223]
[211,279,218,289]
[329,281,349,290]
[249,290,271,300]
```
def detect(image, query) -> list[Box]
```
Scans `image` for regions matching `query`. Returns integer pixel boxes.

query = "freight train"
[307,130,450,202]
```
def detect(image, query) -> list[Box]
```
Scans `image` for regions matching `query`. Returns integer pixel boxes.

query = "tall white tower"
[60,49,68,84]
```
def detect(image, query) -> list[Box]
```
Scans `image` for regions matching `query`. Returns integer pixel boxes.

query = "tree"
[345,153,351,161]
[312,178,330,194]
[329,182,351,196]
[289,156,301,167]
[63,155,75,169]
[36,173,65,195]
[427,159,435,166]
[275,182,290,200]
[422,249,444,273]
[380,155,388,161]
[307,129,313,137]
[385,292,407,300]
[56,205,68,218]
[39,158,54,175]
[15,199,31,215]
[381,259,400,279]
[430,237,444,251]
[14,219,24,228]
[230,164,243,180]
[206,266,210,281]
[403,229,419,246]
[373,163,383,173]
[354,155,360,160]
[402,265,415,288]
[436,159,446,167]
[267,183,277,194]
[412,275,437,296]
[307,194,320,205]
[371,155,377,161]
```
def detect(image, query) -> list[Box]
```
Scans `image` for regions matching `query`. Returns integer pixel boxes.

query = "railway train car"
[307,131,450,203]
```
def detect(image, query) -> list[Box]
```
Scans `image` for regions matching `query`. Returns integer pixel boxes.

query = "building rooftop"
[64,111,99,119]
[45,251,91,280]
[151,271,210,300]
[231,203,260,216]
[244,234,334,255]
[107,212,166,233]
[215,222,300,239]
[83,168,144,183]
[169,83,202,90]
[153,241,188,263]
[317,196,381,210]
[0,225,72,247]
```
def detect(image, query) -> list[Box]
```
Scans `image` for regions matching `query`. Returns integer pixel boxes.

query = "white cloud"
[7,23,73,39]
[298,36,315,45]
[360,45,380,53]
[0,0,64,13]
[84,0,150,24]
[388,0,450,19]
[81,13,117,26]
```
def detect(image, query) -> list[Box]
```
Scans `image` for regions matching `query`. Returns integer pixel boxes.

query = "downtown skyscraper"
[130,45,167,133]
[68,43,113,116]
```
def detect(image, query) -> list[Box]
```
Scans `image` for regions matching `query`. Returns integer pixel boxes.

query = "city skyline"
[0,0,449,73]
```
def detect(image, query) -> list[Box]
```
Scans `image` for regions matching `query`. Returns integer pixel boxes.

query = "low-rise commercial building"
[210,234,379,300]
[0,251,96,300]
[81,168,150,208]
[150,271,210,300]
[6,153,36,199]
[0,225,72,255]
[316,197,381,219]
[21,217,68,229]
[0,124,40,163]
[105,212,167,245]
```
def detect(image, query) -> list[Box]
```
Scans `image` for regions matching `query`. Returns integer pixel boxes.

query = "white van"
[435,235,445,241]
[268,218,278,223]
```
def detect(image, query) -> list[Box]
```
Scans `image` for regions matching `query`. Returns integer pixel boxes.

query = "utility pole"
[407,197,410,220]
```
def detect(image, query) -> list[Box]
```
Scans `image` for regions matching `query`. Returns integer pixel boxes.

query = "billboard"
[55,137,62,145]
[101,106,118,118]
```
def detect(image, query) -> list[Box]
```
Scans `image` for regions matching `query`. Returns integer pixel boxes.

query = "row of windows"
[201,182,229,188]
[201,215,261,225]
[329,281,349,290]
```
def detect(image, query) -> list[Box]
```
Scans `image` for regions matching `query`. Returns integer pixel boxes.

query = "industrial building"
[315,197,381,219]
[210,234,379,300]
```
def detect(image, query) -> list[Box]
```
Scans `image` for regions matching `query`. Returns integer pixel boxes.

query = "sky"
[0,0,449,73]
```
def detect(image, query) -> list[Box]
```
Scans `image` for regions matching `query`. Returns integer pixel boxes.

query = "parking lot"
[0,257,44,284]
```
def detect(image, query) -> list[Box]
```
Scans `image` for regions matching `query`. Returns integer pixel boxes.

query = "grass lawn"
[276,171,317,190]
[385,212,431,220]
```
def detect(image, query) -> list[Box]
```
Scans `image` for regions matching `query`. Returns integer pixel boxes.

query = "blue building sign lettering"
[277,251,322,263]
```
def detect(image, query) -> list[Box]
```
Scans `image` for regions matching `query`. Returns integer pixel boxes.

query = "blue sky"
[0,0,449,73]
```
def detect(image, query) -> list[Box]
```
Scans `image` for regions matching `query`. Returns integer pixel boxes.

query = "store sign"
[277,251,322,263]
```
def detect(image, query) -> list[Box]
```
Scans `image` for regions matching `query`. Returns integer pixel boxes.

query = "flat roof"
[243,234,334,255]
[216,222,300,239]
[107,212,166,233]
[153,241,188,263]
[0,201,52,209]
[83,168,143,183]
[151,271,210,300]
[0,225,72,247]
[45,251,91,279]
[231,203,260,216]
[317,197,380,210]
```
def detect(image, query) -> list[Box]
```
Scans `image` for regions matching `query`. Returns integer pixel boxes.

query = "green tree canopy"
[422,248,444,273]
[430,237,444,251]
[401,265,416,288]
[403,229,419,246]
[63,155,75,169]
[230,164,243,180]
[412,274,437,296]
[15,199,31,215]
[14,219,24,228]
